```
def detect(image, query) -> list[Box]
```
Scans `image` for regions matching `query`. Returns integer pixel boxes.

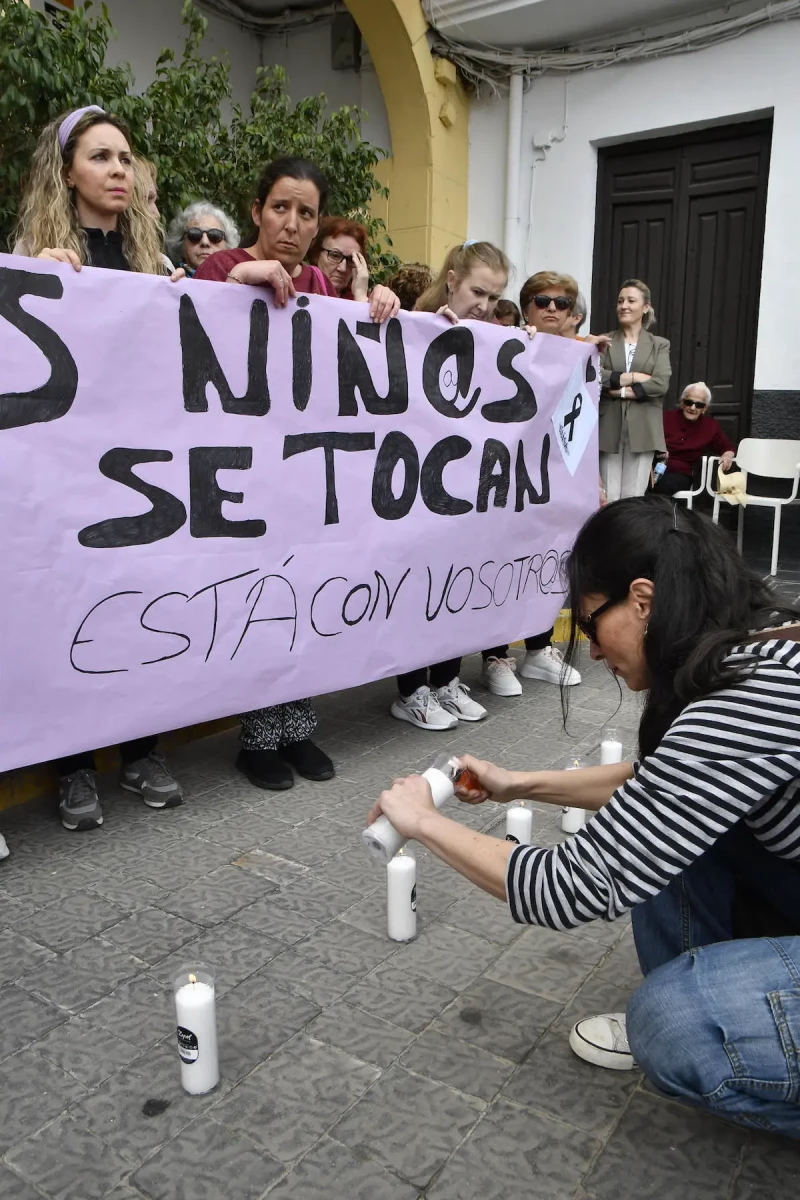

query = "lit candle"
[387,848,417,942]
[505,802,533,845]
[362,751,461,866]
[600,727,623,765]
[561,757,587,833]
[173,965,219,1095]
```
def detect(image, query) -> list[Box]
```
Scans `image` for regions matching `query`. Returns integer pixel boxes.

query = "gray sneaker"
[59,769,103,832]
[120,752,183,809]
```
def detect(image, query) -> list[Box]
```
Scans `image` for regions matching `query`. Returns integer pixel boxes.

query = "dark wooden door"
[592,120,772,442]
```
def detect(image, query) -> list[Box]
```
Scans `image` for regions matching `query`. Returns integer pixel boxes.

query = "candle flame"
[189,973,197,985]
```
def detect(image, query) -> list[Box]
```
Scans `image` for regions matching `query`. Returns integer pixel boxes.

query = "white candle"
[387,849,417,942]
[362,757,457,865]
[561,757,587,833]
[173,966,219,1095]
[0,832,8,860]
[505,802,533,845]
[600,728,623,765]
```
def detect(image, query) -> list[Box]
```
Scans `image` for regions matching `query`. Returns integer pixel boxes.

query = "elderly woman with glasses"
[166,201,239,277]
[653,381,736,497]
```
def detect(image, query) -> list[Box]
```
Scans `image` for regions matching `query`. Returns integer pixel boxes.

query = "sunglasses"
[682,399,707,411]
[576,597,621,644]
[532,294,573,311]
[322,246,355,267]
[185,227,226,245]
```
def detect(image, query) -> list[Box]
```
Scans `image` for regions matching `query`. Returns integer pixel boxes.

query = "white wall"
[260,22,392,155]
[468,22,800,390]
[30,0,261,105]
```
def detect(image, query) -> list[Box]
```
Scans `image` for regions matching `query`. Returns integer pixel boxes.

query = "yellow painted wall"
[346,0,469,267]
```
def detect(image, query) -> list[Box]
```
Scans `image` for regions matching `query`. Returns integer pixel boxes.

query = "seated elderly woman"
[166,201,239,277]
[654,381,736,496]
[369,497,800,1138]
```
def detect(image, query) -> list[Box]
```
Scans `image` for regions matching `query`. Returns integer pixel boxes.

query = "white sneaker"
[569,1013,634,1070]
[520,645,581,686]
[390,685,458,731]
[0,832,8,860]
[480,656,522,697]
[435,678,487,722]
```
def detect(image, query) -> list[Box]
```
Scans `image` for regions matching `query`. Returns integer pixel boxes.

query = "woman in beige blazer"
[599,279,672,500]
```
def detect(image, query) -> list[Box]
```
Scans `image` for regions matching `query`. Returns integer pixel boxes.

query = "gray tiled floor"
[0,645,796,1198]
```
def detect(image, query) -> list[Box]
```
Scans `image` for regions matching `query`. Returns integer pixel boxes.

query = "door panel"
[592,120,772,438]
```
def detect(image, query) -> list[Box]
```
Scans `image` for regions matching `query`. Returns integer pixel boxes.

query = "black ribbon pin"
[563,393,583,442]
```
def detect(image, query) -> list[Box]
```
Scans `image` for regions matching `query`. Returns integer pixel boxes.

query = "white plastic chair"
[706,438,800,577]
[673,456,708,509]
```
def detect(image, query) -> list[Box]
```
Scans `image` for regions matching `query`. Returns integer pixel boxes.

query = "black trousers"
[482,627,554,662]
[57,735,158,777]
[397,658,462,698]
[652,470,693,497]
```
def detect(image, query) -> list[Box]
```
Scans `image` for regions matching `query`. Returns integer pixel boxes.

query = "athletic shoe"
[569,1013,635,1070]
[0,832,9,860]
[480,655,522,697]
[520,645,581,686]
[59,769,103,831]
[120,752,183,809]
[279,738,335,781]
[390,685,458,730]
[435,678,487,722]
[236,748,294,791]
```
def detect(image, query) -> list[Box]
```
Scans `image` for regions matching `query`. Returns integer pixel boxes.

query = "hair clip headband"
[57,106,105,153]
[463,239,479,247]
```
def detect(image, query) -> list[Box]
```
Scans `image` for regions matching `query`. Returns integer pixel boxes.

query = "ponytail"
[564,497,800,757]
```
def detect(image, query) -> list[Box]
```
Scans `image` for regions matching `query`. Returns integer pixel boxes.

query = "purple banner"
[0,256,599,772]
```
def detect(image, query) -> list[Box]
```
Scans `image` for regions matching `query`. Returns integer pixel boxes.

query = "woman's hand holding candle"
[367,774,439,840]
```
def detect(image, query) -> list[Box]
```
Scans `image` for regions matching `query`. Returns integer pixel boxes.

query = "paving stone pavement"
[0,649,796,1199]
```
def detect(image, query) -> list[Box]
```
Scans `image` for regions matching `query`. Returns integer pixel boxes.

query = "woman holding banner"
[195,156,399,789]
[387,241,510,731]
[368,498,800,1137]
[15,106,185,831]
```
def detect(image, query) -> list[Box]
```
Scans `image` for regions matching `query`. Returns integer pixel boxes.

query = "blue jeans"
[627,825,800,1138]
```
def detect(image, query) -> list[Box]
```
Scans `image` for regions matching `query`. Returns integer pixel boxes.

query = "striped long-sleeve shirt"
[506,639,800,928]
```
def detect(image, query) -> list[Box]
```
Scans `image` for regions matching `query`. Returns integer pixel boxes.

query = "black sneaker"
[236,748,294,791]
[278,739,335,782]
[59,769,103,831]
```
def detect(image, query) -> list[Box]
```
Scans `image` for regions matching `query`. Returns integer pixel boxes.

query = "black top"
[84,227,129,271]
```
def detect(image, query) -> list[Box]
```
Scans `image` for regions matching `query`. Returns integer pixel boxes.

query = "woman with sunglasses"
[166,201,239,277]
[307,216,370,300]
[368,496,800,1137]
[15,105,185,833]
[654,382,736,497]
[480,271,584,700]
[599,279,672,502]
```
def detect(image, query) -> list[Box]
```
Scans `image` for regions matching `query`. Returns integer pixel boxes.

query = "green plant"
[0,0,398,277]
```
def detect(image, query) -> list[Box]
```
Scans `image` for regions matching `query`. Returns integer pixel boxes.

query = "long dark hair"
[564,496,800,757]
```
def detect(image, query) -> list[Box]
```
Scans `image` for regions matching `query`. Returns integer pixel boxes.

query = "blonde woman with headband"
[15,106,185,835]
[389,240,510,731]
[15,105,176,279]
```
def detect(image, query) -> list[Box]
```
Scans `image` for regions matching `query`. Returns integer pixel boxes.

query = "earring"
[643,621,649,638]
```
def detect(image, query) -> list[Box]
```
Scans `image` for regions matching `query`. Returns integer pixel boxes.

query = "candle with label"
[505,802,533,845]
[561,757,586,833]
[173,965,219,1095]
[387,848,417,941]
[362,751,472,865]
[600,728,623,765]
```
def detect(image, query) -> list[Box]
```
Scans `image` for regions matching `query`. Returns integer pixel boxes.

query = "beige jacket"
[599,329,671,454]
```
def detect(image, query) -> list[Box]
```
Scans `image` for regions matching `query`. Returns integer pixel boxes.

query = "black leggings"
[652,470,693,497]
[397,658,462,698]
[482,627,554,662]
[57,735,158,777]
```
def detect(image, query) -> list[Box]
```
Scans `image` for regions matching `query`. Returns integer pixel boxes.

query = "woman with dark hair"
[368,497,800,1136]
[493,298,521,327]
[15,106,184,832]
[386,262,433,311]
[195,157,397,789]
